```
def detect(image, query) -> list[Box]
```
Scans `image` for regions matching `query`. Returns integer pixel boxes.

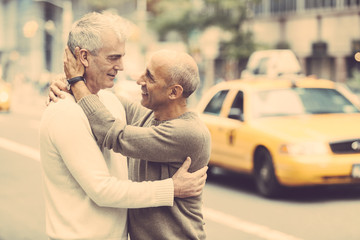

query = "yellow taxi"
[197,77,360,197]
[0,80,11,111]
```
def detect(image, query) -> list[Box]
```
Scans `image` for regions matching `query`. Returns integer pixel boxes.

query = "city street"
[1,85,360,240]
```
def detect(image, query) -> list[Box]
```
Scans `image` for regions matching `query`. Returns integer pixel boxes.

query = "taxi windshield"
[252,88,360,118]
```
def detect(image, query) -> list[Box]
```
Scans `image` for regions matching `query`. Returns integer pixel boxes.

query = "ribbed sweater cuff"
[78,95,104,116]
[155,178,174,207]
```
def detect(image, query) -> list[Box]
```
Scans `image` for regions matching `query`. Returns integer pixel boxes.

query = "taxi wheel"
[254,148,282,198]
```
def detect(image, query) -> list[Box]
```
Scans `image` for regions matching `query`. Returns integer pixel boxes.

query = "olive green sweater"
[78,95,211,240]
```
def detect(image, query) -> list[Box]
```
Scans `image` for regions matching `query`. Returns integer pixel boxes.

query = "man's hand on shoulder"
[172,157,208,198]
[64,47,84,79]
[46,76,68,105]
[46,46,90,106]
[64,47,92,102]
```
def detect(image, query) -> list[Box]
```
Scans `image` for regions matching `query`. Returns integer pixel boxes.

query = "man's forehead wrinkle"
[100,45,125,57]
[109,53,125,57]
[146,69,154,79]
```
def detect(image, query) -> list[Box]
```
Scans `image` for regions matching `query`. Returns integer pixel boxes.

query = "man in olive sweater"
[57,48,211,239]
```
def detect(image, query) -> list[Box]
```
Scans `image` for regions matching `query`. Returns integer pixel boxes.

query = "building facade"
[248,0,360,82]
[0,0,142,87]
[0,0,90,85]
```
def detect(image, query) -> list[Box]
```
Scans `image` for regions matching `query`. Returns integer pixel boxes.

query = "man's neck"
[153,101,188,121]
[71,81,96,102]
[86,81,100,95]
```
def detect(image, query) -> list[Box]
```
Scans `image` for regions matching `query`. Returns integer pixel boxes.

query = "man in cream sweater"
[40,12,207,240]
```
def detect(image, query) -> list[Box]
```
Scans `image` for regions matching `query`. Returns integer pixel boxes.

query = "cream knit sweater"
[40,91,174,240]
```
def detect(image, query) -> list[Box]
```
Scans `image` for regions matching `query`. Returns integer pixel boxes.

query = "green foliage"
[148,0,260,59]
[85,0,123,12]
[220,31,255,59]
[149,0,199,42]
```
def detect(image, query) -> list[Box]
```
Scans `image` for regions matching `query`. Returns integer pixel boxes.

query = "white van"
[241,49,303,79]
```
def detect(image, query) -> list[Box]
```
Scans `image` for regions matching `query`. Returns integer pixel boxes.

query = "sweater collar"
[151,111,196,125]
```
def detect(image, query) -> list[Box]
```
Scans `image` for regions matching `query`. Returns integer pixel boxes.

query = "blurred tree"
[147,0,198,44]
[148,0,260,60]
[85,0,122,11]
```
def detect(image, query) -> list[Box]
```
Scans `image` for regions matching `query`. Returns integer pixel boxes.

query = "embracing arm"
[64,45,194,163]
[77,94,207,166]
[50,80,186,162]
[45,88,207,199]
[45,103,175,208]
[63,46,209,169]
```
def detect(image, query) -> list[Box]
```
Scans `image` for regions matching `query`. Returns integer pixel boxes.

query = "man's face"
[137,53,172,111]
[85,29,125,93]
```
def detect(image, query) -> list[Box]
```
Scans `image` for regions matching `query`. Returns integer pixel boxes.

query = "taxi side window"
[228,91,244,121]
[203,90,229,115]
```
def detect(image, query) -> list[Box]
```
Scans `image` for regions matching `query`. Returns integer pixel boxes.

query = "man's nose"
[136,75,146,85]
[114,59,124,71]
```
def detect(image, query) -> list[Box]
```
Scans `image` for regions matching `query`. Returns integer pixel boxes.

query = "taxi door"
[200,89,230,166]
[213,90,251,172]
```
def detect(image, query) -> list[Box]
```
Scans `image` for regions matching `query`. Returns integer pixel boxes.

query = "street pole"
[33,0,73,49]
[61,0,73,48]
[137,0,147,62]
[199,27,221,92]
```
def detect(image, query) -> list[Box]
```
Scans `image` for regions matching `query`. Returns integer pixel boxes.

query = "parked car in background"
[0,80,11,112]
[241,49,303,79]
[197,77,360,197]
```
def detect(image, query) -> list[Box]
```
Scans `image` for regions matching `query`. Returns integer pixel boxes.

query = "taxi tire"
[254,148,282,198]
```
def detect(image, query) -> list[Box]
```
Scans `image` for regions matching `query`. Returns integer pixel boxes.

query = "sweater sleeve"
[118,96,149,125]
[47,101,174,208]
[78,95,204,163]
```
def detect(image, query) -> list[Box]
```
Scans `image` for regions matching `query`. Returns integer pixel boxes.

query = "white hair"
[67,11,130,55]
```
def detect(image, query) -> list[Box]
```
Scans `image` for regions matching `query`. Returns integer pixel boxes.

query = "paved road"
[1,84,360,240]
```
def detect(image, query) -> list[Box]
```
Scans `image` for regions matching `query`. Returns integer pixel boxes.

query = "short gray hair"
[169,64,199,98]
[67,12,129,56]
[162,50,200,98]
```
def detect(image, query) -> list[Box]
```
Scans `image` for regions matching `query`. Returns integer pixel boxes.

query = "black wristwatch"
[67,76,85,90]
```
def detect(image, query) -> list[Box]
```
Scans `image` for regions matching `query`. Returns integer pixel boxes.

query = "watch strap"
[67,76,85,90]
[67,76,85,85]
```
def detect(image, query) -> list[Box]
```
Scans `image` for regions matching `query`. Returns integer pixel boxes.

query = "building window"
[345,0,360,7]
[305,0,336,9]
[253,0,358,16]
[270,0,297,14]
[253,2,263,15]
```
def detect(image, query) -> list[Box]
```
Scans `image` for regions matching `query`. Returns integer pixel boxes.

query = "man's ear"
[78,49,90,67]
[169,85,183,100]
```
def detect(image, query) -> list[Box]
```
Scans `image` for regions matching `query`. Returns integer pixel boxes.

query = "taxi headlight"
[0,91,9,102]
[280,142,329,155]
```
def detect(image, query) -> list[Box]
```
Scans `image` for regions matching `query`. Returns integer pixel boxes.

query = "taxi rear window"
[204,90,229,115]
